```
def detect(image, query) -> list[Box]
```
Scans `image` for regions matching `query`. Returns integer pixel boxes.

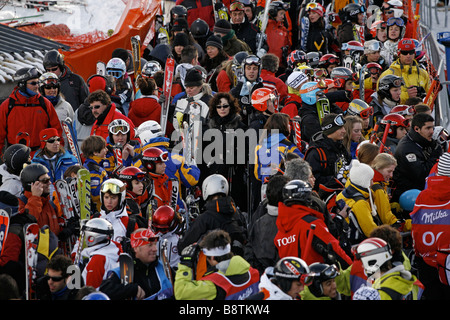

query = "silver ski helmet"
[83,218,114,247]
[202,174,229,201]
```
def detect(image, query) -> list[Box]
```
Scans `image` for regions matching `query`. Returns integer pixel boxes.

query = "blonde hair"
[343,115,365,153]
[371,152,397,171]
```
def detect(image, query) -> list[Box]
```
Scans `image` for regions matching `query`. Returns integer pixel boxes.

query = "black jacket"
[59,66,89,111]
[392,130,443,202]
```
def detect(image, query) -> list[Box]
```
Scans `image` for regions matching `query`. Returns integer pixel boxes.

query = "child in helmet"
[300,263,340,300]
[117,166,149,220]
[106,57,134,116]
[370,74,404,123]
[380,17,405,66]
[375,113,409,154]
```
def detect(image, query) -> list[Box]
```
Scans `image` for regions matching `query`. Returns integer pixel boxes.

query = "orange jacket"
[266,20,291,64]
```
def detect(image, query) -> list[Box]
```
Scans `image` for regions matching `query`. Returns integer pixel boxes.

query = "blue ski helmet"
[82,292,110,300]
[300,82,320,105]
[399,189,421,211]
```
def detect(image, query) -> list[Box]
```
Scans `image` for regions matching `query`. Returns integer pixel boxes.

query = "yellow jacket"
[378,59,431,104]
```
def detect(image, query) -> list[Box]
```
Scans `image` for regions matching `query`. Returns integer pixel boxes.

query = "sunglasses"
[359,107,374,119]
[109,125,130,135]
[46,137,61,144]
[39,178,52,184]
[43,84,59,90]
[400,50,416,56]
[45,275,65,282]
[89,104,103,110]
[216,104,230,109]
[46,66,59,72]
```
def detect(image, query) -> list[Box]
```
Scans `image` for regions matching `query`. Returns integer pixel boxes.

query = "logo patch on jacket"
[406,153,417,162]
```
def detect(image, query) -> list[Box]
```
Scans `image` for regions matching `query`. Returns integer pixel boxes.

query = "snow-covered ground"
[1,0,126,35]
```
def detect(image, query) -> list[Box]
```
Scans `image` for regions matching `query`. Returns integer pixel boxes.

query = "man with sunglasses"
[87,89,135,142]
[36,254,79,300]
[43,49,89,112]
[0,67,63,158]
[379,38,431,105]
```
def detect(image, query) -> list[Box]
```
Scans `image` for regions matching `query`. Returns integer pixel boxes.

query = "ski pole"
[379,120,391,153]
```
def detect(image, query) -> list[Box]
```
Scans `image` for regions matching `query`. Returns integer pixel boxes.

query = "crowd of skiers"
[0,0,449,302]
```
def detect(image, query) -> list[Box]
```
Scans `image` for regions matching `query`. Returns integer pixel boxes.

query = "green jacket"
[372,265,423,300]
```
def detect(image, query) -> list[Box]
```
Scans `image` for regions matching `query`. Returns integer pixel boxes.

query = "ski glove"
[180,243,200,269]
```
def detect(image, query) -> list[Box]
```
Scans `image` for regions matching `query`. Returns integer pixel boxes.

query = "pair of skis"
[61,117,82,164]
[160,55,175,136]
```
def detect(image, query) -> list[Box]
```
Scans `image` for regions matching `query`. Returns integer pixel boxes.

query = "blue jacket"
[32,149,79,183]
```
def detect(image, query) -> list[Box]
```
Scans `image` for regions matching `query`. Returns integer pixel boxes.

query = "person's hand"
[180,244,200,269]
[121,143,134,160]
[136,286,146,300]
[407,86,418,98]
[31,181,44,197]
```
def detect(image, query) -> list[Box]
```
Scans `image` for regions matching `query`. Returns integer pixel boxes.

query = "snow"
[1,0,126,35]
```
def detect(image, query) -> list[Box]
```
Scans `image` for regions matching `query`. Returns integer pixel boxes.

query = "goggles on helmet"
[386,17,405,27]
[359,107,374,119]
[101,182,126,194]
[109,125,130,135]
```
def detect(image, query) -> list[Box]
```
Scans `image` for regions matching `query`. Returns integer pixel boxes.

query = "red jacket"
[176,0,215,31]
[128,96,162,127]
[410,175,450,268]
[281,94,302,118]
[260,69,288,101]
[275,202,353,268]
[216,69,233,93]
[266,20,291,65]
[0,88,63,155]
[90,103,135,140]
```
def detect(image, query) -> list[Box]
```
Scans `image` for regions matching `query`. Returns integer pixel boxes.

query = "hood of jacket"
[276,202,324,234]
[204,195,238,216]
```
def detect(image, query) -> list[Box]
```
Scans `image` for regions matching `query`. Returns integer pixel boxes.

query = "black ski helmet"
[377,74,404,103]
[3,144,31,176]
[43,49,65,70]
[308,263,339,297]
[342,3,364,23]
[273,256,311,293]
[170,5,188,24]
[282,179,313,206]
[14,67,41,93]
[190,18,211,40]
[268,1,289,19]
[20,163,49,192]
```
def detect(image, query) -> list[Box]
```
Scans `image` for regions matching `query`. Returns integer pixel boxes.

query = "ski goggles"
[326,57,340,65]
[352,244,390,260]
[298,79,328,94]
[393,105,416,116]
[321,114,346,131]
[314,68,328,78]
[306,2,322,11]
[368,67,382,75]
[106,69,124,79]
[380,117,409,127]
[365,41,383,52]
[341,43,364,52]
[143,151,169,163]
[101,181,126,194]
[359,107,374,119]
[230,1,245,11]
[387,17,405,27]
[120,171,147,182]
[243,55,261,67]
[311,264,339,279]
[109,125,130,135]
[391,78,406,87]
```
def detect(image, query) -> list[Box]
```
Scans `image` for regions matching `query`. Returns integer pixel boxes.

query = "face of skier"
[322,279,338,299]
[414,121,435,142]
[112,132,128,146]
[206,45,219,59]
[351,122,363,142]
[327,126,346,142]
[286,280,305,299]
[216,97,231,118]
[45,135,61,156]
[244,64,259,82]
[103,192,119,211]
[134,239,158,264]
[357,12,364,25]
[378,164,396,182]
[395,126,407,140]
[344,80,354,92]
[94,145,108,159]
[308,10,321,23]
[389,87,402,102]
[36,173,52,195]
[367,51,381,63]
[131,179,144,196]
[90,100,108,118]
[244,7,253,20]
[26,78,40,94]
[399,49,416,66]
[388,25,401,40]
[155,161,166,175]
[230,10,245,24]
[377,27,387,42]
[275,9,285,23]
[46,269,67,293]
[185,85,202,97]
[174,45,184,56]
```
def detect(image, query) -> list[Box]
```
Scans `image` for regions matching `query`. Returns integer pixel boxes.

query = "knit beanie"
[321,113,346,136]
[213,19,232,35]
[172,18,189,32]
[349,160,374,189]
[184,68,204,87]
[437,152,450,177]
[39,128,60,149]
[205,34,223,50]
[173,32,189,47]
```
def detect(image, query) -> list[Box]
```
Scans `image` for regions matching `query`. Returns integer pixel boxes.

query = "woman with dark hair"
[200,35,230,92]
[206,92,247,210]
[32,128,79,184]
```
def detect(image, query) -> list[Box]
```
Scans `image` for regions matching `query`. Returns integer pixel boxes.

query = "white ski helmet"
[202,174,229,201]
[83,218,114,247]
[106,57,127,79]
[355,237,392,276]
[386,0,404,17]
[135,120,163,145]
[142,60,162,78]
[100,178,127,211]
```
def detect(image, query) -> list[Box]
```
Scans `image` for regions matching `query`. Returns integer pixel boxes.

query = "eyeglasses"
[46,66,59,72]
[27,81,39,86]
[89,104,103,110]
[46,137,61,144]
[359,107,374,119]
[230,1,244,11]
[216,104,230,109]
[400,50,416,56]
[107,69,124,79]
[387,17,405,27]
[101,182,126,194]
[39,178,52,184]
[109,125,130,135]
[45,274,65,282]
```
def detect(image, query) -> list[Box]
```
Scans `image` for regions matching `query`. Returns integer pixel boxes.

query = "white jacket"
[0,163,23,197]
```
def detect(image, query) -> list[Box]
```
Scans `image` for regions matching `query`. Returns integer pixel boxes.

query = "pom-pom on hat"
[349,159,374,189]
